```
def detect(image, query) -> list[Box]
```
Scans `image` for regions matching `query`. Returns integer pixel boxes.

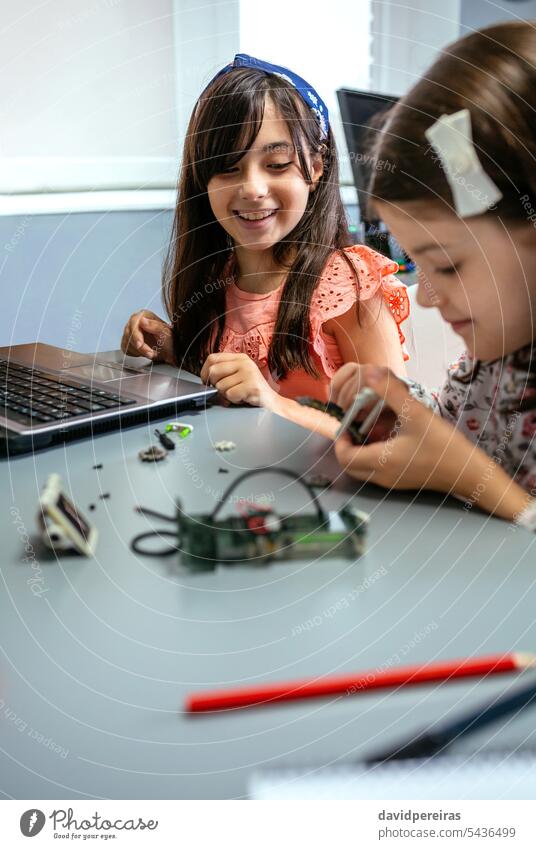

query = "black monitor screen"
[337,88,398,222]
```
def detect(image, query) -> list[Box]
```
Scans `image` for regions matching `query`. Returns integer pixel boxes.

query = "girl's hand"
[200,353,278,408]
[120,310,174,364]
[332,364,530,519]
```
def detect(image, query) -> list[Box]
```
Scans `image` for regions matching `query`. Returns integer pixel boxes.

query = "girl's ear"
[310,152,324,190]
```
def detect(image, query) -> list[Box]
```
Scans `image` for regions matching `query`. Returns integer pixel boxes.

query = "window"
[240,0,371,185]
[0,0,181,193]
[0,0,462,199]
[370,0,461,95]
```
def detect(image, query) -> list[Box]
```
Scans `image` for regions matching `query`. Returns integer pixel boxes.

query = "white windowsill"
[0,189,178,216]
[0,185,358,216]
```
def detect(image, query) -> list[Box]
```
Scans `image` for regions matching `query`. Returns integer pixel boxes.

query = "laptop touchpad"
[61,362,201,403]
[63,362,151,382]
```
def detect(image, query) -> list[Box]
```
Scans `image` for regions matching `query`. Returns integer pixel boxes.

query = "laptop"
[0,342,217,454]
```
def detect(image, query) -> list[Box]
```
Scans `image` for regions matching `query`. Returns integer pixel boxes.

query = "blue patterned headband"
[204,53,329,140]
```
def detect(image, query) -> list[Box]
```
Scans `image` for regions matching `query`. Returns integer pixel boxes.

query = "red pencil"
[185,652,536,713]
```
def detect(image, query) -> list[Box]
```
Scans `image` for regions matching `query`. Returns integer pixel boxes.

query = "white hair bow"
[424,108,502,217]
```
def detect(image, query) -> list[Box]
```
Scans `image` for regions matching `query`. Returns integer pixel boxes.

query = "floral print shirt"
[429,346,536,493]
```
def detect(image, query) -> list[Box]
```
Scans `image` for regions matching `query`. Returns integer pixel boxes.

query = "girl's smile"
[446,318,473,334]
[207,100,322,260]
[233,207,279,228]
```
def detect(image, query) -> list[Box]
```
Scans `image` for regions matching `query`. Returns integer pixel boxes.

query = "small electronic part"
[298,397,362,442]
[99,493,111,500]
[305,473,332,489]
[177,499,368,569]
[219,468,229,474]
[92,463,103,470]
[297,392,383,445]
[335,388,384,442]
[154,428,175,450]
[38,473,98,556]
[130,468,368,568]
[138,445,167,462]
[165,422,193,438]
[213,440,236,452]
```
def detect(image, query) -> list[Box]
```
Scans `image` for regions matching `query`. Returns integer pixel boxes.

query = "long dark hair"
[163,67,352,377]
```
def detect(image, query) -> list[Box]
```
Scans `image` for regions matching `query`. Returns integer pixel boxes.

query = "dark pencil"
[367,667,536,763]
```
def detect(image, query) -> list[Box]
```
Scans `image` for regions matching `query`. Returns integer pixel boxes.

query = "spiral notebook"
[250,753,536,800]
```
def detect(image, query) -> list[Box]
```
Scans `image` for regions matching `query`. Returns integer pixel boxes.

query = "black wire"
[210,467,325,522]
[134,505,176,522]
[131,468,325,557]
[130,529,179,557]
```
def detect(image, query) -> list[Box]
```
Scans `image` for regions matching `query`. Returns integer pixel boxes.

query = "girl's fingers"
[338,376,362,412]
[133,329,145,350]
[126,317,145,349]
[207,363,241,385]
[331,364,372,412]
[213,373,244,394]
[200,355,240,383]
[139,344,156,359]
[334,433,386,474]
[139,317,169,332]
[122,324,141,355]
[129,329,157,358]
[331,363,358,406]
[121,311,163,357]
[363,366,413,417]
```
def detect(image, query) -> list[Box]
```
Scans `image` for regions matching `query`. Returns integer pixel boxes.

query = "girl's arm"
[332,364,533,522]
[324,293,407,377]
[200,353,342,439]
[272,296,409,436]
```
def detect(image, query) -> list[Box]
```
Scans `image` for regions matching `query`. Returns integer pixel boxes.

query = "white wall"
[370,0,461,96]
[0,0,178,158]
[460,0,536,31]
[0,0,179,191]
[173,0,240,146]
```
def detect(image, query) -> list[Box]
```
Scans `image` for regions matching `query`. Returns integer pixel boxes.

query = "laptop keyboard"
[0,358,136,427]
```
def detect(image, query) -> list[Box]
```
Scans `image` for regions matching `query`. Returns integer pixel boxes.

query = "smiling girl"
[332,22,536,528]
[121,55,409,432]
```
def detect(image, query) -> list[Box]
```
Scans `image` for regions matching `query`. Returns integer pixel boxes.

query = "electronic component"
[335,388,384,442]
[297,397,363,442]
[131,468,369,569]
[165,422,193,438]
[213,440,236,452]
[38,473,97,556]
[305,473,332,488]
[138,445,167,462]
[298,391,383,445]
[177,502,368,569]
[154,428,175,450]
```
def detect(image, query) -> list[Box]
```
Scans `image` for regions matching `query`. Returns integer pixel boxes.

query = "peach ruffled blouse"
[220,244,410,401]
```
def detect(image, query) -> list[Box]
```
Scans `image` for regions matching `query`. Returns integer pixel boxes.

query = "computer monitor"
[337,87,414,270]
[337,87,397,219]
